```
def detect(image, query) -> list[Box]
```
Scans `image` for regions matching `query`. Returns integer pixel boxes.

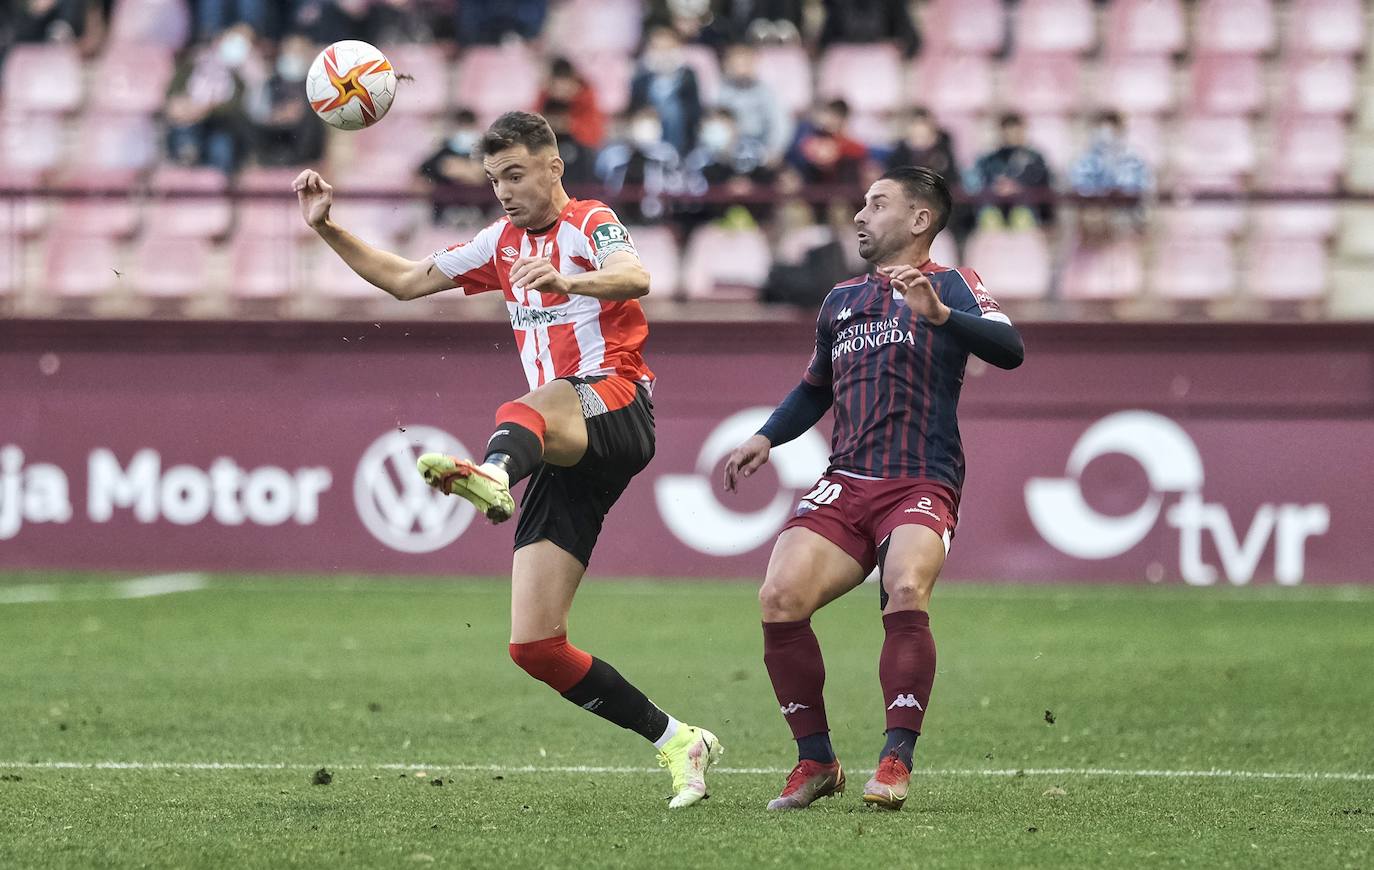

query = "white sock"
[652,715,682,749]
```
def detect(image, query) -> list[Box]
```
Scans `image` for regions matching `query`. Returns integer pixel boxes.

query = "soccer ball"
[306,40,397,130]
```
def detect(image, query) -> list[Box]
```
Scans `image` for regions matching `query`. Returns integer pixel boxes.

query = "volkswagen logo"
[353,426,476,553]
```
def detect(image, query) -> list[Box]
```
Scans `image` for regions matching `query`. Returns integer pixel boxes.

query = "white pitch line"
[0,573,208,605]
[2,761,1371,782]
[114,573,209,599]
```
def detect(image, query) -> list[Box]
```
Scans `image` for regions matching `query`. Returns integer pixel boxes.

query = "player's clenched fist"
[723,434,772,492]
[292,169,333,229]
[510,257,572,295]
[880,264,950,325]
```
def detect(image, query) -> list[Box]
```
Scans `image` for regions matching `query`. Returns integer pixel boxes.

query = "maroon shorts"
[781,472,960,573]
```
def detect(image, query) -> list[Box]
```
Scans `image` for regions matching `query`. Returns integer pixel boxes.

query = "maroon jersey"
[803,261,1009,491]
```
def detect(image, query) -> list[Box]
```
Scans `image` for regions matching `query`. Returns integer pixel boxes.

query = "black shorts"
[512,375,655,567]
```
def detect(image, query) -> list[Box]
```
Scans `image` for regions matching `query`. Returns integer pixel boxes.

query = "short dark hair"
[998,112,1024,128]
[1094,109,1124,129]
[880,166,952,235]
[549,56,575,79]
[454,108,477,125]
[825,98,851,118]
[479,111,557,156]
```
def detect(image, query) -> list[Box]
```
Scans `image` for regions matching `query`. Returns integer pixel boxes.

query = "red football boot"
[862,753,910,810]
[766,759,846,810]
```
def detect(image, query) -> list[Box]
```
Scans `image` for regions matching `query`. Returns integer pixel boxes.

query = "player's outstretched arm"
[293,170,450,301]
[724,380,834,492]
[882,264,1025,369]
[508,251,650,301]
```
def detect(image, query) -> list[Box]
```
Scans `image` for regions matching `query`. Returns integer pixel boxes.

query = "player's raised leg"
[759,527,868,810]
[863,523,946,810]
[418,379,588,522]
[507,540,721,808]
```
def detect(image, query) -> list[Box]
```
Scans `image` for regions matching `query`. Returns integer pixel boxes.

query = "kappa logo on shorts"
[887,694,923,711]
[780,702,811,715]
[354,426,476,554]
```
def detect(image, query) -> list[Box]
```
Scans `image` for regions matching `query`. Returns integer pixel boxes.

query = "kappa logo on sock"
[887,694,924,711]
[779,702,811,715]
[581,697,604,712]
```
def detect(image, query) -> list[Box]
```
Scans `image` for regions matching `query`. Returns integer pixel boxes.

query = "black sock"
[559,657,670,743]
[881,727,918,768]
[483,423,543,485]
[797,732,836,764]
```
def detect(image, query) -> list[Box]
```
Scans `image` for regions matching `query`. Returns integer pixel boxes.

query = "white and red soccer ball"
[306,40,397,130]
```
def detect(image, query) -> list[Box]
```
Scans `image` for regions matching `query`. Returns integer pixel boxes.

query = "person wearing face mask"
[1070,111,1152,198]
[416,109,488,224]
[164,24,260,175]
[595,106,685,222]
[785,99,870,186]
[715,43,790,165]
[628,26,702,155]
[683,108,776,223]
[247,34,326,168]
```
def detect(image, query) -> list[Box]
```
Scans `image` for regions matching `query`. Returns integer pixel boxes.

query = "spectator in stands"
[11,0,103,45]
[819,0,920,57]
[164,24,261,175]
[247,34,326,168]
[596,106,684,221]
[418,109,486,187]
[716,42,790,165]
[196,0,272,42]
[886,107,958,179]
[543,100,599,188]
[785,98,869,186]
[683,108,776,224]
[629,25,702,155]
[645,0,804,47]
[968,112,1054,229]
[454,0,547,45]
[535,57,605,150]
[1070,111,1152,198]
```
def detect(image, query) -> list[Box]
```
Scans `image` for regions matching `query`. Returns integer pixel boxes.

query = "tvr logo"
[1025,411,1329,586]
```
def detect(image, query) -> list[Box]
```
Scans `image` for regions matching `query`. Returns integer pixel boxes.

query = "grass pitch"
[1,574,1371,869]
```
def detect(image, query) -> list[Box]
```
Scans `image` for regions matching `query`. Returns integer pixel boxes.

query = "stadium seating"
[455,45,541,123]
[1244,237,1330,301]
[1097,55,1176,115]
[95,48,176,115]
[1189,54,1265,115]
[924,0,1007,55]
[818,45,904,115]
[146,166,234,241]
[754,45,814,117]
[1023,114,1076,174]
[1286,0,1365,56]
[128,234,214,298]
[908,52,994,117]
[682,44,723,105]
[1194,0,1277,55]
[1103,0,1187,55]
[681,225,771,300]
[1251,203,1339,241]
[1169,116,1257,190]
[1002,53,1083,115]
[1017,0,1096,55]
[46,233,124,298]
[1061,237,1147,301]
[571,51,634,117]
[964,229,1052,299]
[1150,233,1238,299]
[627,225,682,297]
[544,0,643,56]
[1281,56,1358,117]
[384,44,453,117]
[1262,116,1348,191]
[228,233,292,300]
[0,111,65,186]
[108,0,191,48]
[2,44,84,114]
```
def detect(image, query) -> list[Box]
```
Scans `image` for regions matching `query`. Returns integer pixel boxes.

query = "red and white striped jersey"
[430,199,653,391]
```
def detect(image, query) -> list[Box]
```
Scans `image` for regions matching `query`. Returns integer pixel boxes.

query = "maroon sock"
[762,619,829,740]
[879,609,936,733]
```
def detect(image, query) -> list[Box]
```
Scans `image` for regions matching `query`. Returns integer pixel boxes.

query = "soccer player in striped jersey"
[294,112,721,808]
[723,167,1025,810]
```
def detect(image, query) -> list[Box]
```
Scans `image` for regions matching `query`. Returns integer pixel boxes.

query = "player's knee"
[759,581,814,622]
[882,573,932,610]
[508,636,593,692]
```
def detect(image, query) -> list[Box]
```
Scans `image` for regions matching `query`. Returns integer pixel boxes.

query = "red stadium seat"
[0,111,65,184]
[818,45,904,115]
[228,233,292,300]
[1024,113,1076,174]
[1104,0,1186,56]
[55,198,141,240]
[1189,54,1265,115]
[681,225,770,300]
[0,193,47,240]
[327,199,414,250]
[307,242,381,299]
[544,0,643,56]
[939,113,987,170]
[908,53,993,117]
[108,0,191,48]
[930,232,958,268]
[129,234,213,298]
[1244,237,1329,301]
[1098,55,1176,115]
[2,44,84,113]
[1251,204,1339,241]
[46,233,124,298]
[1169,115,1256,191]
[570,51,634,117]
[147,165,233,240]
[682,44,722,106]
[383,44,451,117]
[1017,0,1096,55]
[1001,53,1082,115]
[1149,233,1237,299]
[455,45,541,124]
[1121,113,1165,170]
[1061,237,1146,300]
[1287,0,1365,56]
[1158,204,1246,239]
[925,0,1006,55]
[337,117,437,189]
[236,168,317,240]
[1280,56,1357,117]
[1260,117,1348,192]
[66,114,159,176]
[93,47,176,114]
[626,225,682,297]
[754,45,814,117]
[965,229,1051,299]
[1194,0,1276,55]
[0,231,21,297]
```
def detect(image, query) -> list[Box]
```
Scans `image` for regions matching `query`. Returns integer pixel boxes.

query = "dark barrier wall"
[2,319,1371,584]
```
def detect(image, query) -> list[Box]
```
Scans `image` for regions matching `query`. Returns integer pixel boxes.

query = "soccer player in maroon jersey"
[294,112,721,808]
[723,167,1025,810]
